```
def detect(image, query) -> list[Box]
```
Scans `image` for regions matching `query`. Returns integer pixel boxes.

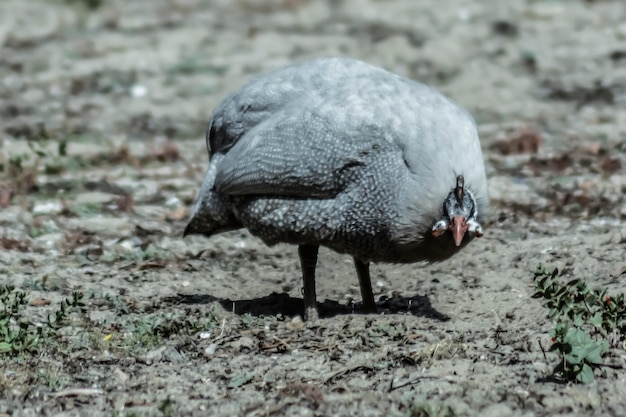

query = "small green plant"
[0,285,42,354]
[141,245,168,261]
[0,285,87,355]
[533,266,626,343]
[157,396,176,417]
[239,313,262,329]
[126,309,219,352]
[549,322,606,384]
[46,291,87,329]
[532,266,624,383]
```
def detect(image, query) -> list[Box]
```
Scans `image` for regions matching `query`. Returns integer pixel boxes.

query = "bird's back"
[209,58,446,154]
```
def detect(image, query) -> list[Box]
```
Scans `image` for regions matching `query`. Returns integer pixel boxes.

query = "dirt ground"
[1,0,626,416]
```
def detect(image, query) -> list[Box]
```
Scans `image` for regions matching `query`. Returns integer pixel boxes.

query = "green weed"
[126,309,220,352]
[239,313,266,330]
[0,285,87,355]
[532,265,624,383]
[0,286,42,354]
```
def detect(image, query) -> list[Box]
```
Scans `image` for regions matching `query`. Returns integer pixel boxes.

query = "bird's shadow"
[163,292,449,321]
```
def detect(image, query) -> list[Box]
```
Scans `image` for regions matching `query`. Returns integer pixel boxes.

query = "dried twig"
[324,365,374,385]
[51,388,104,398]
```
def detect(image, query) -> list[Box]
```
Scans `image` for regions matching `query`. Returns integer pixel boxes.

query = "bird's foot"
[304,306,319,321]
[361,302,378,314]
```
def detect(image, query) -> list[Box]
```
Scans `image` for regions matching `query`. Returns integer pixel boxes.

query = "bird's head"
[431,175,484,247]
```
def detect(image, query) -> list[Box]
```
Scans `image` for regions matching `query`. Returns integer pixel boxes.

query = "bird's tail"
[184,156,240,238]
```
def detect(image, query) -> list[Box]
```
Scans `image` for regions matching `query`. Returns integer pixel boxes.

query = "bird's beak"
[451,215,467,247]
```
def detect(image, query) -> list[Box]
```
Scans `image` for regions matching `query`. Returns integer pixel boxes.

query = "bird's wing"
[206,91,277,157]
[211,101,392,198]
[206,62,314,157]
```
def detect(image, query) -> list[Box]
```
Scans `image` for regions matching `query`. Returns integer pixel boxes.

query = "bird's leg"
[298,244,319,321]
[353,258,377,313]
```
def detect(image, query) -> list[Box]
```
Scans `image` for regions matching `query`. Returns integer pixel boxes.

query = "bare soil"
[1,0,625,416]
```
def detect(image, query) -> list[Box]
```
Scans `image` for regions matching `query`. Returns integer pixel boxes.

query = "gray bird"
[184,57,488,320]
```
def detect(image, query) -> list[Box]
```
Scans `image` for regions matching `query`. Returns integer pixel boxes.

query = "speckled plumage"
[185,57,488,317]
